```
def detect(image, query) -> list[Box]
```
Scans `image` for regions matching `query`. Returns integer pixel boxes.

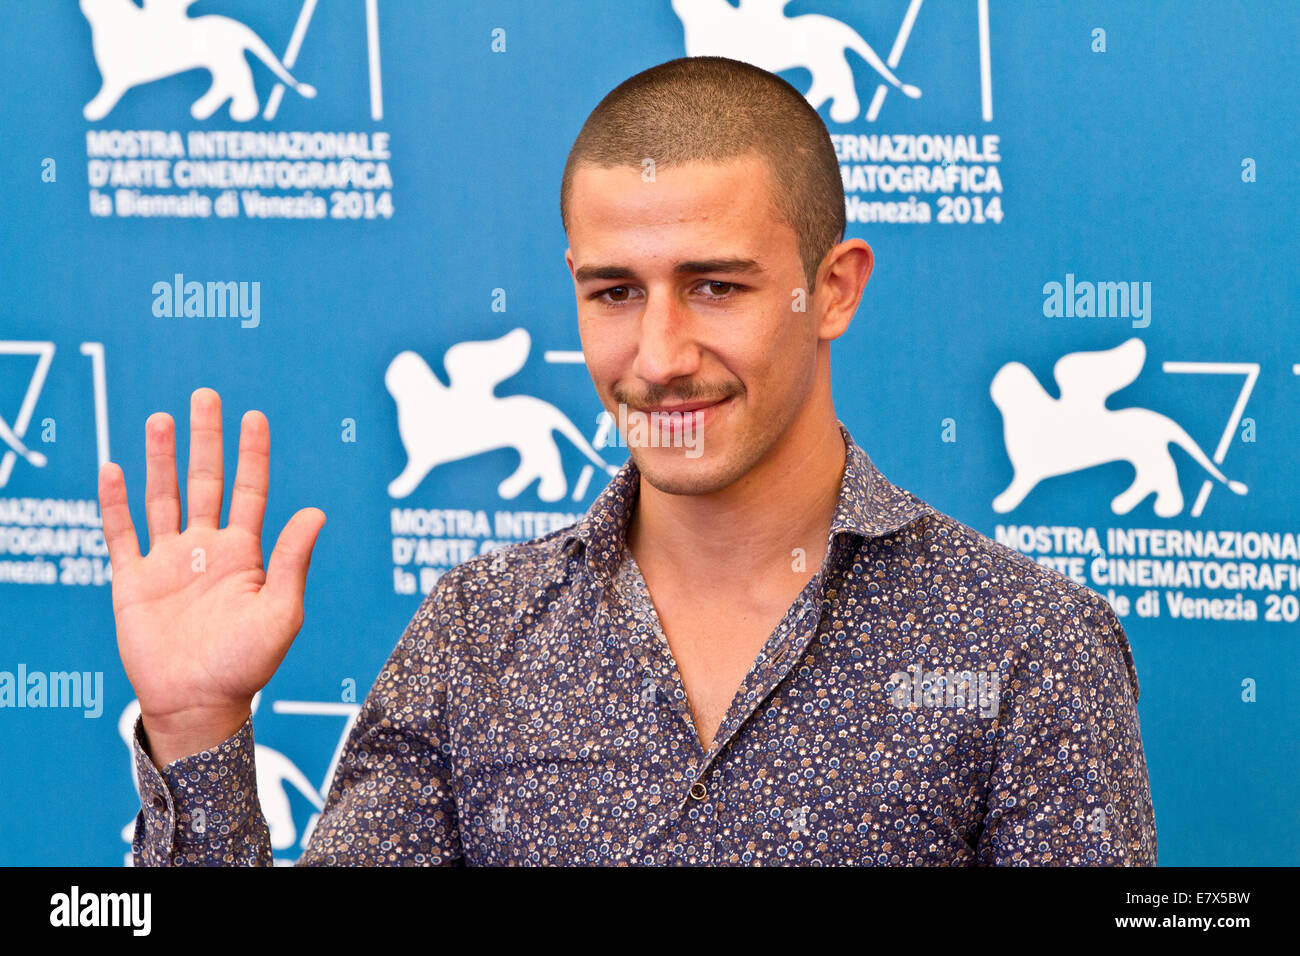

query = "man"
[100,56,1157,865]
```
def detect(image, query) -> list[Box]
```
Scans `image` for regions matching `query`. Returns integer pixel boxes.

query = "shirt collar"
[554,419,933,587]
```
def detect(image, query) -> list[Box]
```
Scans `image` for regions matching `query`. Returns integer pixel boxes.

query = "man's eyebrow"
[573,258,764,284]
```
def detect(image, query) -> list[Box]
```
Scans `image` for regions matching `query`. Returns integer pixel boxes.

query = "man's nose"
[632,287,700,385]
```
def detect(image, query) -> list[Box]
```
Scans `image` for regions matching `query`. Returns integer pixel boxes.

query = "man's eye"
[595,286,635,304]
[592,281,740,305]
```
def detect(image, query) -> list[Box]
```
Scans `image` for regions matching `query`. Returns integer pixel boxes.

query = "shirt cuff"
[131,713,261,863]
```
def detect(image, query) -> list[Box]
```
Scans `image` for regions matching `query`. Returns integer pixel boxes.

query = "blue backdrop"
[1,0,1296,866]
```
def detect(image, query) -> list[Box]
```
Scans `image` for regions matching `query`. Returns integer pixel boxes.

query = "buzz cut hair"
[560,56,846,293]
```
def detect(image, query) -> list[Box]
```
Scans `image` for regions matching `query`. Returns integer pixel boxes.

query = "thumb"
[263,507,326,624]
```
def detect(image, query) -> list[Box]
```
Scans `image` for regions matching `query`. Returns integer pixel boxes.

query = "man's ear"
[816,238,873,341]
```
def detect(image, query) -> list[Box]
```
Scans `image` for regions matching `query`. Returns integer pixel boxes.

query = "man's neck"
[625,414,848,600]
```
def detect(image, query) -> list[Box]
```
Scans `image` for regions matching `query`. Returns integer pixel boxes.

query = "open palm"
[98,388,325,757]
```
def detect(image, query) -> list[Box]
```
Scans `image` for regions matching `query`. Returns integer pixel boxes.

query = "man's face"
[565,154,825,496]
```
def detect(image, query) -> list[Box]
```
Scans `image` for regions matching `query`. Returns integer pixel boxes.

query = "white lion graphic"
[671,0,920,123]
[385,329,619,502]
[80,0,316,121]
[990,338,1248,517]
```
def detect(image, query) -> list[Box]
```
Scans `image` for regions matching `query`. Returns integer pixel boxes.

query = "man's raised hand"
[97,388,325,768]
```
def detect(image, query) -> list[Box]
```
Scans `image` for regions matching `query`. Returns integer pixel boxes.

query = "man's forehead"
[566,156,790,266]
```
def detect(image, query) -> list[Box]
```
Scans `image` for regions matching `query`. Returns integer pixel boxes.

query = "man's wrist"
[140,707,251,769]
[132,713,263,859]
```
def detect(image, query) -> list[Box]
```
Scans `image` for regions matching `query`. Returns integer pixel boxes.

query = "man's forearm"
[131,714,273,866]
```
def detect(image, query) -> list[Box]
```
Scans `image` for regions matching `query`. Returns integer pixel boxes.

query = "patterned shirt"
[131,420,1157,866]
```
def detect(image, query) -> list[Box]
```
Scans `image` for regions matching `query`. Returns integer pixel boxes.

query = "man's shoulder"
[876,505,1141,695]
[894,505,1122,638]
[395,526,580,671]
[423,524,577,610]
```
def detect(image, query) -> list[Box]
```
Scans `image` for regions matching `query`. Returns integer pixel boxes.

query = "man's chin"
[629,444,737,497]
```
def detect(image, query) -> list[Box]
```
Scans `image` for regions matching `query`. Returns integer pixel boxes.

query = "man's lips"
[635,397,729,414]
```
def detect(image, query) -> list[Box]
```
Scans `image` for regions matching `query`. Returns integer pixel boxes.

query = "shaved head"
[561,56,845,292]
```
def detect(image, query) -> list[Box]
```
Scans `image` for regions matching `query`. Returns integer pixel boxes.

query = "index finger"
[228,410,269,539]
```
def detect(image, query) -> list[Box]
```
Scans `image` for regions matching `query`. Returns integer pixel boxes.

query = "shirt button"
[151,794,166,811]
[689,782,707,800]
